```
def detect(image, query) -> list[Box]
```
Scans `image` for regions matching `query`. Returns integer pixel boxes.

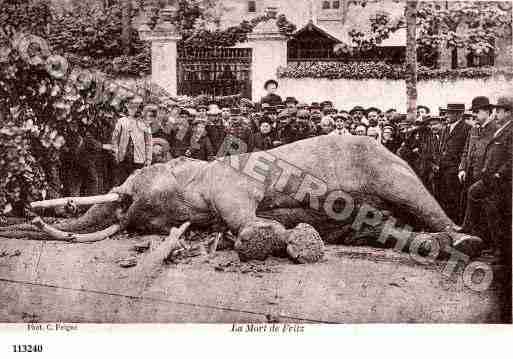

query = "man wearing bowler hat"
[436,103,471,223]
[457,97,498,243]
[417,105,430,119]
[460,96,512,262]
[260,79,282,107]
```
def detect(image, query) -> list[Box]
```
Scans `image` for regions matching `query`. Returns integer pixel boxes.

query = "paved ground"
[0,233,508,323]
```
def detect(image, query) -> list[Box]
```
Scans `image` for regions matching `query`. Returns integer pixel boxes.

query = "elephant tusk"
[31,217,120,243]
[70,224,121,243]
[30,193,121,210]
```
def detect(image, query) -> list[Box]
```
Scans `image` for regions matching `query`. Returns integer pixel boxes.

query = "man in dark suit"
[458,97,498,243]
[260,79,282,107]
[435,103,471,224]
[460,96,512,262]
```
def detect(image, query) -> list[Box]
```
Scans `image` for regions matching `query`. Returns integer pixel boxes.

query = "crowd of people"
[62,79,512,262]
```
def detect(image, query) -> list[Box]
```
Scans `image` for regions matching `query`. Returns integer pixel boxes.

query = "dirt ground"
[0,231,509,323]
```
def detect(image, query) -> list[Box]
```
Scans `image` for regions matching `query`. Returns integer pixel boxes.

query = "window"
[248,1,256,13]
[322,1,331,10]
[467,49,495,67]
[332,1,340,9]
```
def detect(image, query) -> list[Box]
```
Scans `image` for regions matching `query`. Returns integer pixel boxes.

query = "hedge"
[64,47,152,78]
[277,62,513,81]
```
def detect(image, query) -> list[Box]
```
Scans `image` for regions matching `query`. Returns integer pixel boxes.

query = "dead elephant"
[0,135,482,263]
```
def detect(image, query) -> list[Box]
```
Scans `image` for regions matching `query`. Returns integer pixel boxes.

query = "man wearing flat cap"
[169,108,193,159]
[385,108,397,123]
[285,96,298,109]
[297,102,309,111]
[206,106,226,154]
[240,99,254,122]
[310,102,321,113]
[436,103,471,223]
[187,117,215,161]
[196,104,208,120]
[350,106,367,126]
[220,107,231,127]
[292,110,315,141]
[398,113,439,192]
[152,137,171,164]
[274,108,295,146]
[248,115,275,152]
[227,113,251,146]
[460,96,512,262]
[321,100,334,115]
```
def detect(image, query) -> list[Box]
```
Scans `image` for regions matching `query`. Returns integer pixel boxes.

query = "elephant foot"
[235,220,288,262]
[235,220,324,263]
[285,223,324,264]
[450,232,482,258]
[414,232,483,259]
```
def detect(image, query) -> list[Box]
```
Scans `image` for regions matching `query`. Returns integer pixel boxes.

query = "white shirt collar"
[449,119,461,133]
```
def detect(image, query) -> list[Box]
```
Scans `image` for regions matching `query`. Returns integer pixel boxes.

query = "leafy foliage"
[47,2,151,76]
[346,1,512,63]
[348,10,405,52]
[0,32,134,214]
[278,61,513,81]
[416,1,512,54]
[0,0,52,38]
[183,14,296,47]
[0,114,47,215]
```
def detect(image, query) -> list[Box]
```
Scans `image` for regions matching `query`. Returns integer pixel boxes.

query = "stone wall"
[275,75,513,113]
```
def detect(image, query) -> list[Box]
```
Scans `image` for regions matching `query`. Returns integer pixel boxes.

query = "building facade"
[218,0,512,69]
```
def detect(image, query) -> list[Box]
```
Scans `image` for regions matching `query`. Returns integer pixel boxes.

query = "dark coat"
[248,132,274,152]
[481,119,513,184]
[458,120,498,183]
[188,134,215,161]
[274,124,295,146]
[437,120,471,169]
[206,123,226,154]
[398,126,438,185]
[169,126,193,158]
[226,123,252,146]
[260,93,283,107]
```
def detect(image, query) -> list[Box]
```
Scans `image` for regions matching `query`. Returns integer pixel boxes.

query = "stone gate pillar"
[247,6,288,101]
[138,4,181,97]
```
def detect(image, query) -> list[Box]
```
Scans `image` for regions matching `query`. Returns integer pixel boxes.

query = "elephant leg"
[370,161,457,232]
[211,189,324,262]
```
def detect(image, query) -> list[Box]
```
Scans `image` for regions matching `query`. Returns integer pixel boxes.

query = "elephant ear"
[286,223,325,264]
[126,164,181,201]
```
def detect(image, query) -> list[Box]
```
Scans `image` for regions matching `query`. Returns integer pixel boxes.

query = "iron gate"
[177,47,252,100]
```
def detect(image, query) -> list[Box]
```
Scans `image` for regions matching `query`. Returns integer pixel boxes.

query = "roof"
[291,20,342,43]
[293,21,405,48]
[292,1,406,47]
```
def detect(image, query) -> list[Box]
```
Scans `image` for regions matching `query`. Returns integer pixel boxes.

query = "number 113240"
[12,344,43,353]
